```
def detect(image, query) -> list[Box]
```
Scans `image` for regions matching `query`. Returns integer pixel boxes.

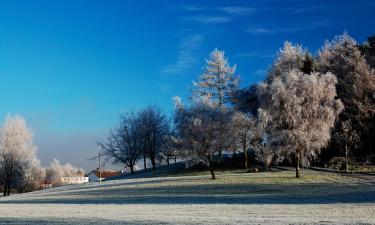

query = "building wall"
[61,176,89,184]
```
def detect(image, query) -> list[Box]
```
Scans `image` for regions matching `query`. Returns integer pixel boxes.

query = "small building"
[60,176,89,184]
[86,169,123,182]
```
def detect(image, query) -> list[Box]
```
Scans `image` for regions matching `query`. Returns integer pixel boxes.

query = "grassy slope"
[0,169,374,224]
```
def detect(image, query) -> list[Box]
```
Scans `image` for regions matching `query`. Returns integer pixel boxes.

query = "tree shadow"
[1,181,374,205]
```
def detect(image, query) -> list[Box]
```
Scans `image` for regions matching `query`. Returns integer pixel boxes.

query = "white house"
[60,176,89,184]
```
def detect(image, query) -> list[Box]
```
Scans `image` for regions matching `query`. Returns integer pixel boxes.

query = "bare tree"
[333,120,360,172]
[174,99,233,179]
[231,112,255,169]
[102,112,142,174]
[0,115,38,196]
[138,106,170,170]
[161,135,181,165]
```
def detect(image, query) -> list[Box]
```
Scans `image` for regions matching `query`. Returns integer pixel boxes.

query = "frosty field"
[0,170,374,224]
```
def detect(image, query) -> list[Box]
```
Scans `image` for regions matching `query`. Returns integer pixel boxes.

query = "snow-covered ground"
[0,170,374,224]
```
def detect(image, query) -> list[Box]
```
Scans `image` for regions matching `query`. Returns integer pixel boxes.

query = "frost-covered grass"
[0,169,374,224]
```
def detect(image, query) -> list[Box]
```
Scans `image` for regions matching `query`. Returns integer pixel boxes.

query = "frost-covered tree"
[161,134,182,165]
[18,158,44,192]
[231,112,255,169]
[268,42,313,80]
[46,159,64,185]
[333,120,360,172]
[102,112,142,174]
[46,159,85,185]
[317,33,375,161]
[360,35,375,69]
[193,48,239,109]
[0,115,38,196]
[251,109,280,169]
[174,99,233,179]
[258,69,343,178]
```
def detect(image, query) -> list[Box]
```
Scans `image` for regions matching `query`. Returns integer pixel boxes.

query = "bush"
[328,157,346,171]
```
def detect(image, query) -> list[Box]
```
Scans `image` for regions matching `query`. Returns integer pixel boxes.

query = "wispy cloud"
[287,5,330,14]
[185,15,231,25]
[246,21,333,35]
[177,5,255,25]
[246,27,273,35]
[161,34,203,75]
[217,6,255,15]
[176,4,205,12]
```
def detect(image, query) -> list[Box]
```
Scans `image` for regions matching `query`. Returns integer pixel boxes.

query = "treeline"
[103,33,375,179]
[0,115,85,196]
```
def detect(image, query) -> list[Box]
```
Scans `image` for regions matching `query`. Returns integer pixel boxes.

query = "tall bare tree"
[102,112,142,174]
[231,112,255,169]
[174,99,233,179]
[333,120,360,172]
[138,106,170,170]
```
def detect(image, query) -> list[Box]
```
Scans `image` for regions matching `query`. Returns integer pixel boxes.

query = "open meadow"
[1,169,374,224]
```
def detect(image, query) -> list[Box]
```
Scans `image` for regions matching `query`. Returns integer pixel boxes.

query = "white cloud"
[246,21,332,35]
[161,34,203,75]
[217,6,255,15]
[185,15,231,25]
[179,5,205,11]
[246,27,273,34]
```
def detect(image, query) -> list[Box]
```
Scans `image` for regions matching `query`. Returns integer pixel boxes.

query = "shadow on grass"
[1,181,374,205]
[0,217,158,225]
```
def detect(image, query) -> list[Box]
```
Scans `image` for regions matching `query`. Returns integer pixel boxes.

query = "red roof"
[94,170,121,179]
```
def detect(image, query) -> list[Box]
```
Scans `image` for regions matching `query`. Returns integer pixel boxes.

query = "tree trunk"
[295,149,301,178]
[143,152,147,170]
[210,169,216,180]
[151,157,156,170]
[7,183,10,196]
[243,144,248,169]
[166,157,170,166]
[345,143,348,173]
[3,184,6,196]
[209,161,216,179]
[130,165,134,174]
[174,156,177,163]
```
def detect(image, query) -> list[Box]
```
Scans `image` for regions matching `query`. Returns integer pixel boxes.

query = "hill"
[0,169,374,224]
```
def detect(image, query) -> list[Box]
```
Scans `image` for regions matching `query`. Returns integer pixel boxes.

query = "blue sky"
[0,0,374,170]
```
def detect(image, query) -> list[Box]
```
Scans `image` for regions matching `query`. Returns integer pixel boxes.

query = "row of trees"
[233,33,375,170]
[0,115,85,196]
[103,33,374,179]
[101,106,170,173]
[45,159,85,185]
